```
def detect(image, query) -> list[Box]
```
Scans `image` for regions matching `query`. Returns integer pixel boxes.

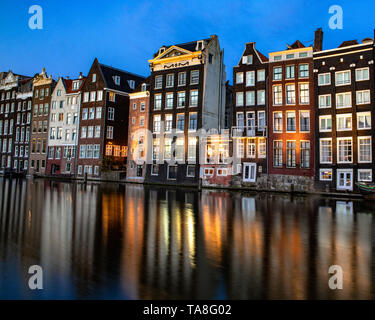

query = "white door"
[243,163,257,182]
[336,169,353,191]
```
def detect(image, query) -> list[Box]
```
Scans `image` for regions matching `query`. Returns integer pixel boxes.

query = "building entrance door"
[337,169,353,191]
[243,163,257,182]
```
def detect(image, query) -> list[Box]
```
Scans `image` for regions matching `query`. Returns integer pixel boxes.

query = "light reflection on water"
[0,178,375,299]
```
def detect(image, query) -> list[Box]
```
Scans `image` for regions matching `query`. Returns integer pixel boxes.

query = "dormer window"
[196,40,204,51]
[128,80,135,89]
[92,73,96,82]
[158,47,166,56]
[141,83,147,91]
[72,81,80,90]
[242,55,253,65]
[114,76,121,86]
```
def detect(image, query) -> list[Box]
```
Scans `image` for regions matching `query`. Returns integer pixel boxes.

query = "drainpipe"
[218,49,224,133]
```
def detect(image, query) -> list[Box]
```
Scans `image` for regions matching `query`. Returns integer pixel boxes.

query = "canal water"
[0,178,375,299]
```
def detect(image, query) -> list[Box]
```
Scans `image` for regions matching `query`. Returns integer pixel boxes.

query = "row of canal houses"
[0,29,374,193]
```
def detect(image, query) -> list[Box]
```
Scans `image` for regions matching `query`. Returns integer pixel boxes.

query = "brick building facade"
[232,42,269,185]
[76,58,145,178]
[29,68,55,176]
[0,71,32,175]
[267,41,316,190]
[314,33,375,191]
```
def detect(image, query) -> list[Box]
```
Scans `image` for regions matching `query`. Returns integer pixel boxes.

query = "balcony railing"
[231,125,267,138]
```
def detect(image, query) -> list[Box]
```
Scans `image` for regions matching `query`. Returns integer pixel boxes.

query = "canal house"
[267,38,316,192]
[29,68,56,176]
[14,77,33,174]
[46,74,86,176]
[232,42,269,187]
[126,78,150,182]
[314,31,375,192]
[0,71,32,175]
[145,35,227,186]
[75,58,145,179]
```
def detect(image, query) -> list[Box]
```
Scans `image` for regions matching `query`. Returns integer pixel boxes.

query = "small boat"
[356,182,375,194]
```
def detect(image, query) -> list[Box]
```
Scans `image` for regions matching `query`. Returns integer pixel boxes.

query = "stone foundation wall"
[231,174,314,192]
[267,174,314,192]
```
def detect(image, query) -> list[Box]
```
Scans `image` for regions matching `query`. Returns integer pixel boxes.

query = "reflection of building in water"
[0,179,31,258]
[134,188,199,299]
[316,200,372,299]
[101,184,124,241]
[38,182,100,297]
[121,185,145,299]
[200,190,229,266]
[1,181,375,299]
[266,195,312,299]
[41,182,74,295]
[229,194,265,299]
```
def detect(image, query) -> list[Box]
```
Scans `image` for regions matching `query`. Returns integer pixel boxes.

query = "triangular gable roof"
[235,42,269,66]
[287,40,305,50]
[53,77,67,95]
[4,70,17,83]
[152,45,195,62]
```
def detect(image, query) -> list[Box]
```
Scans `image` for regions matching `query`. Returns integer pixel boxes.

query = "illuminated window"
[273,85,282,105]
[320,139,332,164]
[109,92,116,102]
[105,144,113,156]
[299,83,309,104]
[273,140,283,167]
[319,169,332,181]
[286,141,296,168]
[121,146,127,157]
[114,145,121,157]
[300,141,310,168]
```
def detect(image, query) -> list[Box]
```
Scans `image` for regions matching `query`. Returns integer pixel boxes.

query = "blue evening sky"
[0,0,374,83]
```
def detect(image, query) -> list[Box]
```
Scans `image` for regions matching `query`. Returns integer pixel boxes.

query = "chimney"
[79,72,83,79]
[66,76,70,80]
[314,28,323,52]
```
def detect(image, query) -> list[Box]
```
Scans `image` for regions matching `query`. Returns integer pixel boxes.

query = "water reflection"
[0,178,375,299]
